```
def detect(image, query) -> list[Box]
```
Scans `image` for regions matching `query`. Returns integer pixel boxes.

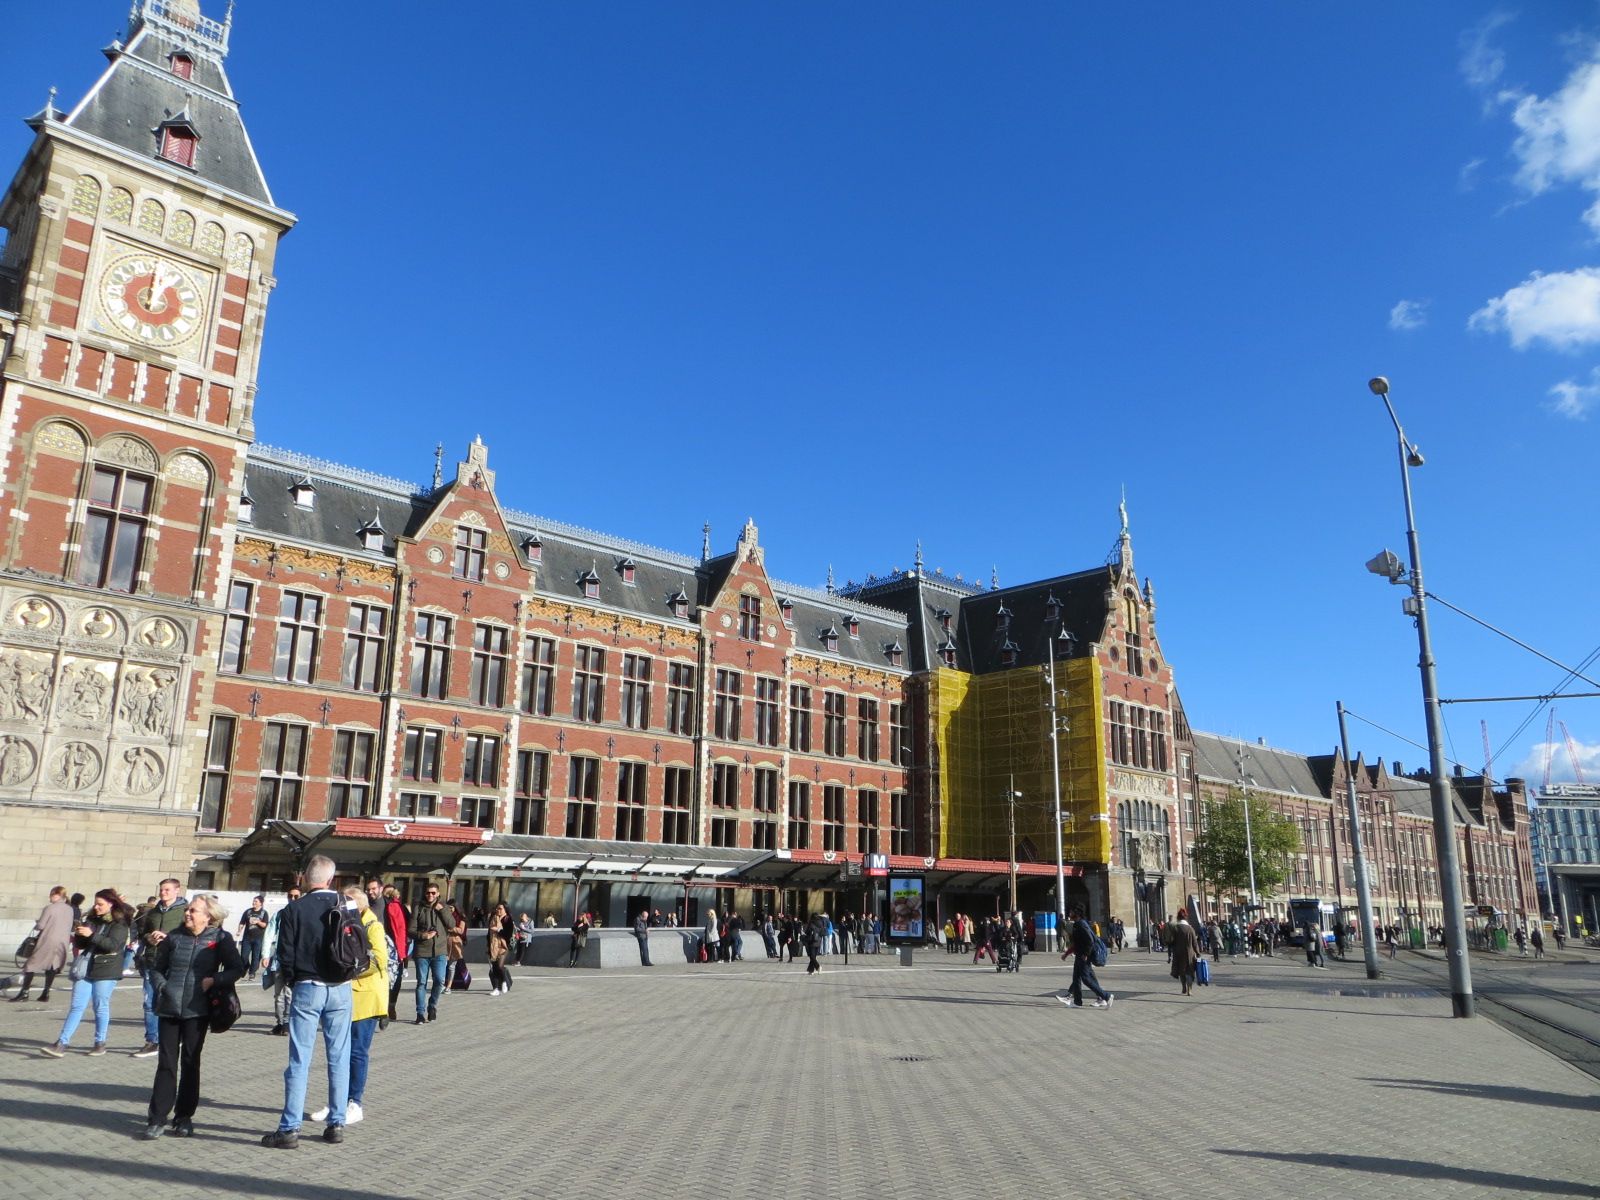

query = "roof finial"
[990,565,999,591]
[45,85,59,118]
[700,521,711,564]
[1119,485,1129,537]
[826,564,836,595]
[432,443,443,490]
[913,540,924,575]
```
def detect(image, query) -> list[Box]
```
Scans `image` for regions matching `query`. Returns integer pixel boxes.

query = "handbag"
[450,960,471,990]
[17,933,38,961]
[208,981,241,1033]
[68,952,91,982]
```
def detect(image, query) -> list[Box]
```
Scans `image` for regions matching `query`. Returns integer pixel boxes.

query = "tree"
[1192,788,1302,910]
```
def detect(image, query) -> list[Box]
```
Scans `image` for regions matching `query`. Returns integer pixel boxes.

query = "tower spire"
[432,443,443,490]
[700,521,711,564]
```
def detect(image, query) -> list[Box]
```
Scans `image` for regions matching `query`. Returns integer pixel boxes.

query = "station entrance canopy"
[732,848,1084,894]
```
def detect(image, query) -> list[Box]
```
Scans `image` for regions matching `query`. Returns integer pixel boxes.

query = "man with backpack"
[261,855,354,1149]
[1057,905,1113,1010]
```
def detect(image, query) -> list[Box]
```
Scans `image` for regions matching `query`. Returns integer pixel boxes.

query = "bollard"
[898,945,913,966]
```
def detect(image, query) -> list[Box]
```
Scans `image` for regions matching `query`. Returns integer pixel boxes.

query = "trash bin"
[1492,928,1509,952]
[1408,927,1424,949]
[898,945,913,966]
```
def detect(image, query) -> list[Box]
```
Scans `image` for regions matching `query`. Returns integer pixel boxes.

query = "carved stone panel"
[119,746,164,795]
[56,658,115,726]
[0,649,55,722]
[136,617,182,653]
[12,597,58,633]
[117,667,177,737]
[79,607,123,642]
[50,741,101,791]
[0,735,37,785]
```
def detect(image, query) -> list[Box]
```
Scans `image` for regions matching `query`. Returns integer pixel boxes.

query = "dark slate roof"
[847,571,982,673]
[243,452,427,558]
[62,17,274,205]
[1192,731,1328,799]
[955,568,1114,675]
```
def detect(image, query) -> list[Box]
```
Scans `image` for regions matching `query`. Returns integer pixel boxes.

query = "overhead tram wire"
[1488,644,1600,773]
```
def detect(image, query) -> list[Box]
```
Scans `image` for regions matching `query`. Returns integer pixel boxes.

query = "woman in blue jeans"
[41,889,133,1057]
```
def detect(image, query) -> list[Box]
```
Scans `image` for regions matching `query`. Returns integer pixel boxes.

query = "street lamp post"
[1336,699,1382,979]
[1234,746,1259,913]
[1046,627,1075,951]
[1365,375,1475,1018]
[1005,777,1023,913]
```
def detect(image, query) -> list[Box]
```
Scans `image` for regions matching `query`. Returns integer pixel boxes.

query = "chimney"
[1392,761,1403,775]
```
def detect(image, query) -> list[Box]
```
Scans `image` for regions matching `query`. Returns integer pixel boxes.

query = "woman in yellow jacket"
[312,886,388,1126]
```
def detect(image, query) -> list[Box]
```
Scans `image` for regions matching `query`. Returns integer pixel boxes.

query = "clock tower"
[0,0,293,933]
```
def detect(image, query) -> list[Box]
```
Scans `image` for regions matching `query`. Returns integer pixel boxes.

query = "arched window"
[197,221,224,257]
[70,175,101,218]
[106,188,134,224]
[167,210,195,247]
[137,198,165,237]
[76,450,156,592]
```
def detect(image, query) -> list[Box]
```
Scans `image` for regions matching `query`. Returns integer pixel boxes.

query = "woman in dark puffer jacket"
[143,894,244,1139]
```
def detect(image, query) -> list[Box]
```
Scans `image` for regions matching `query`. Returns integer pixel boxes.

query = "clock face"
[98,253,206,349]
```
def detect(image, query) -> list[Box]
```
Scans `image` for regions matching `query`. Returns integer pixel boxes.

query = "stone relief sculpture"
[13,597,55,631]
[0,651,54,721]
[57,660,112,724]
[138,618,179,651]
[0,735,36,785]
[80,608,119,640]
[52,742,100,791]
[122,746,163,794]
[118,667,176,736]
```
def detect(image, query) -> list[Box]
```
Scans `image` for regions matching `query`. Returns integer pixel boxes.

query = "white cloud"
[1460,12,1513,90]
[1388,299,1429,331]
[1547,366,1600,418]
[1504,42,1600,232]
[1458,157,1486,191]
[1469,267,1600,348]
[1514,735,1600,787]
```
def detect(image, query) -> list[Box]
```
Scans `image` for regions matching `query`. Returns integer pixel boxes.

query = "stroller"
[995,933,1018,973]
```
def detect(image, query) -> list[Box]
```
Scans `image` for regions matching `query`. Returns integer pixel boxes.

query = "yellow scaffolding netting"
[926,659,1109,866]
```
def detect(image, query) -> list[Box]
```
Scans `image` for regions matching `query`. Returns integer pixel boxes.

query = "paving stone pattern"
[1,948,1596,1200]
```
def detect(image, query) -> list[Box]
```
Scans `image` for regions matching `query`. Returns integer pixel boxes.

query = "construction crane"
[1542,710,1558,794]
[1559,719,1588,786]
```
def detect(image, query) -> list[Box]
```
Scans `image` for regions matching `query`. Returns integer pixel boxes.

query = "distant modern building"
[1532,783,1600,936]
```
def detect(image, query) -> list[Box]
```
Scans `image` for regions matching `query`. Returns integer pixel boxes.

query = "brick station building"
[0,1,1203,938]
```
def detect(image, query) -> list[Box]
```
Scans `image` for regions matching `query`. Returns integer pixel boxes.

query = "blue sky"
[5,2,1597,788]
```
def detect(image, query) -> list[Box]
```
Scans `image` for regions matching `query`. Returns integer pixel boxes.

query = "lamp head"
[1365,549,1406,584]
[1406,445,1425,468]
[1368,376,1390,396]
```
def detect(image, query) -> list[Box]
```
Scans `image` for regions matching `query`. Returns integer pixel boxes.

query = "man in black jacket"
[261,855,351,1149]
[1058,905,1113,1009]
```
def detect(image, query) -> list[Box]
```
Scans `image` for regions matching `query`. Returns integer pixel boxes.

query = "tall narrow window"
[890,791,912,855]
[617,762,648,840]
[566,756,600,838]
[1124,594,1143,676]
[342,602,388,692]
[789,685,812,753]
[755,677,781,747]
[520,635,555,716]
[857,698,880,762]
[409,612,451,699]
[712,762,740,811]
[462,734,501,787]
[787,781,811,850]
[402,726,442,782]
[713,669,742,741]
[739,593,762,640]
[753,772,779,848]
[890,703,912,767]
[823,692,847,756]
[572,645,605,723]
[666,663,695,735]
[329,730,374,818]
[857,789,880,854]
[274,591,322,684]
[219,581,251,674]
[822,785,846,852]
[76,465,151,591]
[198,715,235,831]
[470,624,509,707]
[255,722,306,823]
[621,654,652,730]
[662,766,693,844]
[512,750,549,835]
[454,526,487,581]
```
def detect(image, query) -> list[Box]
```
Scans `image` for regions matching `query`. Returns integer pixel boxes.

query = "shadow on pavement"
[0,1074,280,1115]
[2,1149,428,1200]
[1212,1148,1598,1195]
[1363,1077,1600,1112]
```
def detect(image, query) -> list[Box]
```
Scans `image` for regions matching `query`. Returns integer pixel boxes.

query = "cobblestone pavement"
[1,947,1596,1200]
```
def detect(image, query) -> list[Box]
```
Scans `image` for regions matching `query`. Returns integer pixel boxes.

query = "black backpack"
[323,906,371,983]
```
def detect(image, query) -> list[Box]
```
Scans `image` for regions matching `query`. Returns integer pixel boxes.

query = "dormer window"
[1000,639,1019,667]
[358,519,384,552]
[886,642,904,668]
[521,534,542,564]
[937,608,952,634]
[845,615,860,640]
[1043,593,1061,623]
[939,640,958,668]
[618,558,636,585]
[779,598,794,626]
[169,53,194,80]
[289,476,316,510]
[669,587,690,620]
[158,122,198,169]
[822,626,840,653]
[995,603,1012,632]
[238,492,254,524]
[579,568,600,600]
